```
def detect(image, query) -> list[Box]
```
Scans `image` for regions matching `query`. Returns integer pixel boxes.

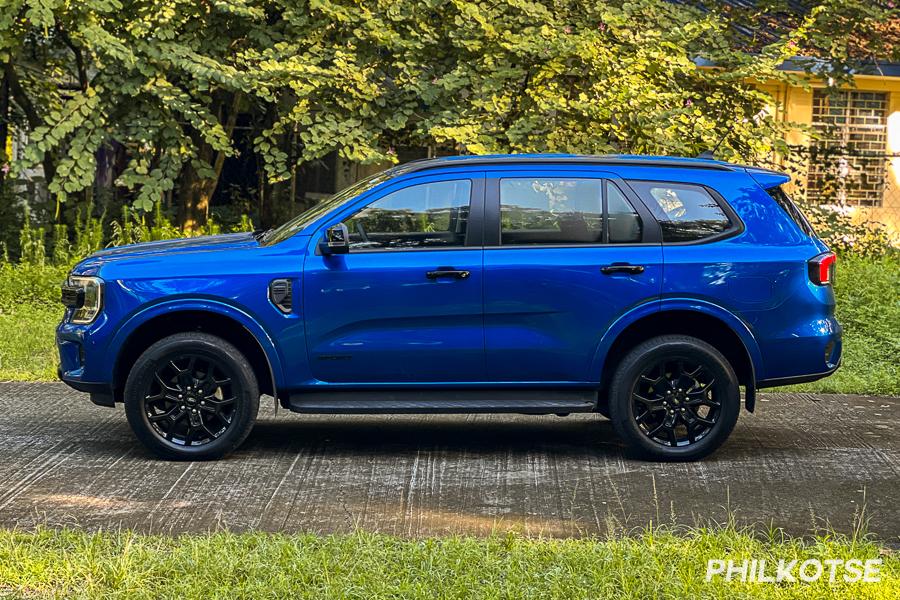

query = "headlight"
[61,276,104,324]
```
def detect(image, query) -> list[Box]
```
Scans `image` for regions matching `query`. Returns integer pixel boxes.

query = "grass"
[0,304,61,381]
[0,256,897,395]
[0,526,896,599]
[0,263,67,382]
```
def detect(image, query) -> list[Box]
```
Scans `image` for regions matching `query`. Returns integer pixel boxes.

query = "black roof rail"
[392,154,738,174]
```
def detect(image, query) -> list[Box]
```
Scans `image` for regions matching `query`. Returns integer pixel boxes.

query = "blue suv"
[57,155,841,461]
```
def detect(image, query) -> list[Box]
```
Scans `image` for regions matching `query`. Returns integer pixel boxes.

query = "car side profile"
[57,154,841,461]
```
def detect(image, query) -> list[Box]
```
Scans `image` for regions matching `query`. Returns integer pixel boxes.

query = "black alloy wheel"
[125,333,259,460]
[608,335,740,461]
[143,354,237,447]
[631,358,721,447]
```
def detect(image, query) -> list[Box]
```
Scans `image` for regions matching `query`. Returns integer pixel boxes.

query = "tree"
[2,0,895,231]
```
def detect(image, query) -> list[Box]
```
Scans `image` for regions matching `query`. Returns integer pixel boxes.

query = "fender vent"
[268,279,293,314]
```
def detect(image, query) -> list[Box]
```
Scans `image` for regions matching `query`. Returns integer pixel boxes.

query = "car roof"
[392,153,744,174]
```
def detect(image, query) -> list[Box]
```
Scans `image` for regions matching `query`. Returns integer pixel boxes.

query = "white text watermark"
[705,559,882,583]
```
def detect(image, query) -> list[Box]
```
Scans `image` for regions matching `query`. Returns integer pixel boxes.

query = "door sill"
[288,389,597,414]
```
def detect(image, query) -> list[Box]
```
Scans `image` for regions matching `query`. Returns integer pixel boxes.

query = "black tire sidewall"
[124,333,259,460]
[609,335,740,461]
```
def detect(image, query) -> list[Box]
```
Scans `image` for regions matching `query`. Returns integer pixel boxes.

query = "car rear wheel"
[608,335,740,461]
[124,332,259,460]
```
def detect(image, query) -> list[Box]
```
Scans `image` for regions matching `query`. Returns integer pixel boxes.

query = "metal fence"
[775,149,900,241]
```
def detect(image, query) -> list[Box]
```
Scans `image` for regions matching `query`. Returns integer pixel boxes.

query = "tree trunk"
[2,63,55,183]
[177,92,242,231]
[197,93,241,224]
[177,163,203,231]
[0,70,9,185]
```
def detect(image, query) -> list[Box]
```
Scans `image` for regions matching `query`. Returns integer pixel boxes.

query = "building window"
[807,90,888,207]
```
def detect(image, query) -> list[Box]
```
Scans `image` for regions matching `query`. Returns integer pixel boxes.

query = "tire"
[596,397,610,419]
[608,335,740,461]
[124,332,260,460]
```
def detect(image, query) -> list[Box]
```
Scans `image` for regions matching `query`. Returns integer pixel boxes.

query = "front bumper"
[57,316,116,407]
[57,367,115,406]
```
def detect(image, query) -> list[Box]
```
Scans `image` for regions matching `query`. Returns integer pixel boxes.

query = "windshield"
[261,167,399,245]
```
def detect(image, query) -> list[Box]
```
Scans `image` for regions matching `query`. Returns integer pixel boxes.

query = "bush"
[0,262,69,311]
[798,202,896,257]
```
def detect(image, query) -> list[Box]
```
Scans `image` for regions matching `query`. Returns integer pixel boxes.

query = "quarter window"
[767,185,816,237]
[499,178,642,245]
[344,180,471,250]
[629,181,731,242]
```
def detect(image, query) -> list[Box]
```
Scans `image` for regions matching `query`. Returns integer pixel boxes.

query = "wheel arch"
[592,300,763,411]
[110,300,282,401]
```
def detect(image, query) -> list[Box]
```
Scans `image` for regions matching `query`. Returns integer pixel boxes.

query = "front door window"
[345,180,472,251]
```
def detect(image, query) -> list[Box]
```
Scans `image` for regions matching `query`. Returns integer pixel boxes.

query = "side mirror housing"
[320,223,350,255]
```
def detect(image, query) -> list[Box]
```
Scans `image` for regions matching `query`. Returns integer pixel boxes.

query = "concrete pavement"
[0,382,897,539]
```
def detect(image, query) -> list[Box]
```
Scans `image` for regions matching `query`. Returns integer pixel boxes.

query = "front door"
[482,170,663,382]
[303,173,486,383]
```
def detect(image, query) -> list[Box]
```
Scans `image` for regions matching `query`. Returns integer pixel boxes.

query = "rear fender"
[591,298,764,408]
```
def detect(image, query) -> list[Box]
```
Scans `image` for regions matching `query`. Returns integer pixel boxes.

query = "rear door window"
[606,181,642,243]
[498,178,642,245]
[628,181,733,243]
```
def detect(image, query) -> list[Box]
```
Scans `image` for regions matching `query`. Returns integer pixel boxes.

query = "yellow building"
[760,66,900,240]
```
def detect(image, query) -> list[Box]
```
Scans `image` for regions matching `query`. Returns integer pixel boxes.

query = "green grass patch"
[0,527,896,599]
[0,304,61,381]
[0,257,897,396]
[0,263,67,382]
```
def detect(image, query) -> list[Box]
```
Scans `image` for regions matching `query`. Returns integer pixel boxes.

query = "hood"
[71,233,260,276]
[89,232,258,260]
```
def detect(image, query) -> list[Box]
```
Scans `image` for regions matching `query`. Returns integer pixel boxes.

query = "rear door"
[303,171,486,383]
[482,169,663,383]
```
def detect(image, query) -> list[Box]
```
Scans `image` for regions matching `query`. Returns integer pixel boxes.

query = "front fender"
[590,298,765,384]
[108,298,285,392]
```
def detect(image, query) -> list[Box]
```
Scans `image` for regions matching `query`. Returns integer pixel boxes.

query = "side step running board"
[288,389,598,414]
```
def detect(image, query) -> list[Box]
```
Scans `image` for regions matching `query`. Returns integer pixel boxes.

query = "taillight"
[808,252,836,286]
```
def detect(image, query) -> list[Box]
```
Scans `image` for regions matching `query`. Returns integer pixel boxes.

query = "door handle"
[600,263,645,275]
[426,269,471,280]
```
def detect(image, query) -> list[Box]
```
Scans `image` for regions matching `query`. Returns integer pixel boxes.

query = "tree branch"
[56,26,88,91]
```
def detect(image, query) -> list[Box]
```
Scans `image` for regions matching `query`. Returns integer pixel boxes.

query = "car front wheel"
[608,335,740,461]
[124,332,260,460]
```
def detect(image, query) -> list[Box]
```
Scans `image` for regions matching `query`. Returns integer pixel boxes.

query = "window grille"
[807,90,888,207]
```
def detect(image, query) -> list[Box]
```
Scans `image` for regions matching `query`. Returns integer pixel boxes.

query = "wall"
[767,74,900,241]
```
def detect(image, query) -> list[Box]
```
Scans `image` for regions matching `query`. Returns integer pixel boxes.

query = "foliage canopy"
[0,0,895,227]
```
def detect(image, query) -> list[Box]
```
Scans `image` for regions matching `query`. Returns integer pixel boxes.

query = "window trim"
[483,172,662,249]
[313,174,486,255]
[623,179,744,245]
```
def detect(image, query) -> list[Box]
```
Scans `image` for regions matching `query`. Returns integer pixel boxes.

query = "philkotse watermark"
[705,558,882,583]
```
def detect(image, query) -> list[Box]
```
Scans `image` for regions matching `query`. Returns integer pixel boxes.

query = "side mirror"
[320,223,350,255]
